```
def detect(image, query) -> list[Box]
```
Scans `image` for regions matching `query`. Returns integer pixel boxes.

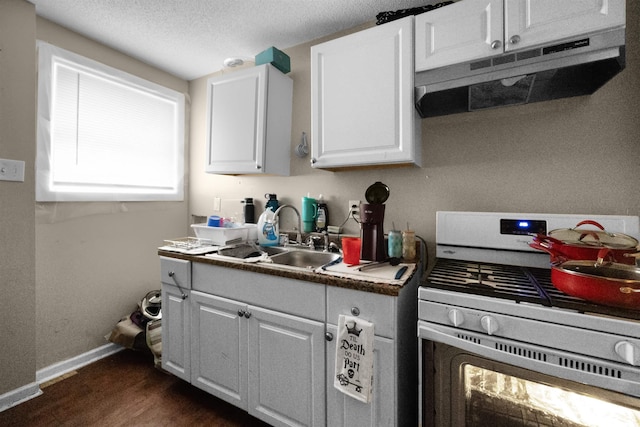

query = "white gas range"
[419,211,640,426]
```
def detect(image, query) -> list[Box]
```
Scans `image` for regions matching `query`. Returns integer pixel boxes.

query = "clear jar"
[402,230,416,261]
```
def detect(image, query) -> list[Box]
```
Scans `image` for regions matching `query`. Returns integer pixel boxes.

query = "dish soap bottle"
[315,195,329,232]
[257,207,279,246]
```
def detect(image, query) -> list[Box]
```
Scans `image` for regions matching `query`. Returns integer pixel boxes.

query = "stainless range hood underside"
[415,29,626,118]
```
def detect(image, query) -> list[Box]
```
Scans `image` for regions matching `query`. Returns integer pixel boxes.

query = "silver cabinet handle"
[509,35,521,45]
[325,332,334,342]
[168,271,188,300]
[491,40,502,49]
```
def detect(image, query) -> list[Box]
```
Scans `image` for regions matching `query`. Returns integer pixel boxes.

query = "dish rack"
[163,237,216,250]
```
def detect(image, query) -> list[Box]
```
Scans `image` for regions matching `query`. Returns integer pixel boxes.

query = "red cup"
[342,237,361,265]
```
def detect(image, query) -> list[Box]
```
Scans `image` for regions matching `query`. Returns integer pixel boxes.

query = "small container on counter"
[242,198,255,224]
[402,229,416,261]
[388,229,402,258]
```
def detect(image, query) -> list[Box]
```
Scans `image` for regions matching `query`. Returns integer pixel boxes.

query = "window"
[36,42,185,202]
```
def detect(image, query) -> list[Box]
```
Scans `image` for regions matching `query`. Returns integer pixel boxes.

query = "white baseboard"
[36,342,123,384]
[0,342,123,412]
[0,382,42,412]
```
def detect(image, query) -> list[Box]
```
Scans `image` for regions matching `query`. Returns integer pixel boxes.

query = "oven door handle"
[418,321,640,398]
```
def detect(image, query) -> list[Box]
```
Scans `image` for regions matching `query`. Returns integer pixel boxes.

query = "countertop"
[158,248,420,296]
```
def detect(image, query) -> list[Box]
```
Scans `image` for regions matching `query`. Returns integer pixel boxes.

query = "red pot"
[531,220,639,265]
[549,248,640,310]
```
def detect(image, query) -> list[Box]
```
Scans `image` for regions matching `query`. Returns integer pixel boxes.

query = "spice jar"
[402,230,416,261]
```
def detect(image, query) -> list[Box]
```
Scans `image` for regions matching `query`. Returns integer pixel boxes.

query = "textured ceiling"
[29,0,441,81]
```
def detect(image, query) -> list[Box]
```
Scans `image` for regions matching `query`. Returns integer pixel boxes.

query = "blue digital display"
[500,219,547,235]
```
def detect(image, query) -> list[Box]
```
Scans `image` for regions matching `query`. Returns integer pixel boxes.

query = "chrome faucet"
[273,204,302,245]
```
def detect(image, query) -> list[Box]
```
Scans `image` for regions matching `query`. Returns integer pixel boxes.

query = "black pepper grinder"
[242,198,255,224]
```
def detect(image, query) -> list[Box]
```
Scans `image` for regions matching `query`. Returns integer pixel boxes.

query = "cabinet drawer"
[160,256,191,289]
[326,286,396,338]
[192,263,325,322]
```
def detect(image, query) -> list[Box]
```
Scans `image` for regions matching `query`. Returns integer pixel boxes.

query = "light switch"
[0,158,26,182]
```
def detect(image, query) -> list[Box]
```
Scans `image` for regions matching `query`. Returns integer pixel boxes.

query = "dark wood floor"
[1,350,271,426]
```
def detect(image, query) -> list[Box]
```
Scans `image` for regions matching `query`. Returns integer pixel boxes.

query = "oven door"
[422,340,640,427]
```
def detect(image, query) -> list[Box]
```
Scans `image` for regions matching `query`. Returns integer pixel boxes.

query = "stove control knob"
[448,309,465,327]
[480,315,499,335]
[615,341,640,366]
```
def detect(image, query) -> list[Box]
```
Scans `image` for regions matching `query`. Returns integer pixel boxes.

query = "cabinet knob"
[256,165,261,170]
[168,271,175,277]
[244,311,252,319]
[351,307,360,316]
[325,332,334,341]
[238,309,245,317]
[509,35,521,45]
[491,40,502,50]
[311,158,317,165]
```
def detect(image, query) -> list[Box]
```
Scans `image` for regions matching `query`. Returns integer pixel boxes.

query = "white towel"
[333,315,374,403]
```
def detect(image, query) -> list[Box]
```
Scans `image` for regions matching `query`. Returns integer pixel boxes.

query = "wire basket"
[163,237,216,250]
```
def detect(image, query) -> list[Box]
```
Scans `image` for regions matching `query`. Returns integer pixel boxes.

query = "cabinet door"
[326,324,395,427]
[311,16,419,169]
[247,305,325,427]
[190,291,248,410]
[415,0,503,71]
[161,283,190,381]
[205,66,266,174]
[505,0,626,52]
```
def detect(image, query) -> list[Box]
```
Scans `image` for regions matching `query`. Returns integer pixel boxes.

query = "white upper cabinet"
[416,0,626,72]
[205,64,292,175]
[311,16,421,169]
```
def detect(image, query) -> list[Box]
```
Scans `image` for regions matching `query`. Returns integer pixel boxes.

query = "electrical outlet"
[348,200,360,217]
[213,197,221,211]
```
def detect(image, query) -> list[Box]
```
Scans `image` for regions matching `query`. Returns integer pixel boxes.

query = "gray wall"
[189,4,640,258]
[0,0,37,396]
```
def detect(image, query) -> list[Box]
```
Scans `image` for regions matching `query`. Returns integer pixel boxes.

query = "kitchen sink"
[215,243,340,270]
[217,244,287,259]
[269,250,340,270]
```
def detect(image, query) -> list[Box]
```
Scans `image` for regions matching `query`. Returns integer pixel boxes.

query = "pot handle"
[595,248,616,267]
[533,234,566,246]
[529,239,565,264]
[574,220,606,230]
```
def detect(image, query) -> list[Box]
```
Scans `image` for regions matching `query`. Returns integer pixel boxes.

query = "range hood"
[415,27,625,118]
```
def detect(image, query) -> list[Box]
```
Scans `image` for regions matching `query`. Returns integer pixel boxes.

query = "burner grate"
[428,259,548,304]
[427,258,640,320]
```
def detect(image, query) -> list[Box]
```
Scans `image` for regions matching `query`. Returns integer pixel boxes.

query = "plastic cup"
[342,237,361,265]
[207,215,221,227]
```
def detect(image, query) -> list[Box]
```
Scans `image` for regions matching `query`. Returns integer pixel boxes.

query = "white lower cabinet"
[160,256,419,426]
[190,290,325,427]
[190,291,246,407]
[326,324,395,426]
[325,282,419,426]
[160,257,191,381]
